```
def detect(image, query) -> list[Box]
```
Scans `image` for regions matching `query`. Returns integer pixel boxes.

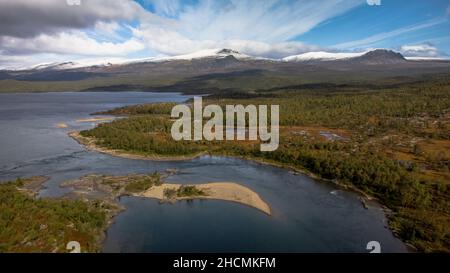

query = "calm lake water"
[0,92,408,253]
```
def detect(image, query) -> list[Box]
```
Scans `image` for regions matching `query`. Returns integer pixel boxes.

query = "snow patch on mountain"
[150,48,252,62]
[15,49,251,71]
[282,51,366,62]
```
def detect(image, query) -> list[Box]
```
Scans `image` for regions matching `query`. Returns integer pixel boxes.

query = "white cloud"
[102,0,361,60]
[94,21,121,37]
[131,22,321,59]
[0,31,145,56]
[333,18,447,49]
[134,0,362,57]
[150,0,184,17]
[0,0,151,68]
[0,52,77,70]
[399,43,441,57]
[0,0,145,38]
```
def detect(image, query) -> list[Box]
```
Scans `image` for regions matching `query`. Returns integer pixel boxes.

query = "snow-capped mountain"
[1,47,448,89]
[27,60,116,71]
[151,48,252,62]
[282,49,412,65]
[30,62,78,70]
[281,49,423,63]
[18,49,253,71]
[4,48,448,73]
[19,48,367,71]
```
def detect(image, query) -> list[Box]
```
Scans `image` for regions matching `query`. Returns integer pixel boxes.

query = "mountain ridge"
[6,48,441,72]
[1,48,449,90]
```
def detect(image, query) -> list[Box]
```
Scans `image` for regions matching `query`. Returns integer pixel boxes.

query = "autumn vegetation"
[81,79,450,252]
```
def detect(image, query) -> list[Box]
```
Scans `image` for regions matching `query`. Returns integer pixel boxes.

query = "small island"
[61,173,271,215]
[0,172,271,253]
[138,182,271,215]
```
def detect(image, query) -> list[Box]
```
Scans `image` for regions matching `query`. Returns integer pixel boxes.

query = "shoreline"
[69,130,382,203]
[76,117,114,123]
[69,130,376,199]
[69,131,207,161]
[69,130,412,250]
[58,173,272,251]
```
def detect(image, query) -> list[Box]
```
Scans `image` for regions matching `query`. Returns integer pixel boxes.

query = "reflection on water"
[0,92,408,253]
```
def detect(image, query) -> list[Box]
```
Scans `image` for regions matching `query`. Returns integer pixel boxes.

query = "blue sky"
[134,0,450,56]
[0,0,449,68]
[298,0,450,53]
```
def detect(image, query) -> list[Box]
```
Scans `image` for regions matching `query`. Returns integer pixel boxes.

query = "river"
[0,92,408,253]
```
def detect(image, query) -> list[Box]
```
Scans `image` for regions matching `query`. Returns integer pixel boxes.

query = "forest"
[0,178,113,252]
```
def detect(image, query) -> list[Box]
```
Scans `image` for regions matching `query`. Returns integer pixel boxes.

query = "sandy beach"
[56,123,68,128]
[137,182,271,215]
[136,182,271,215]
[76,117,114,123]
[59,173,271,215]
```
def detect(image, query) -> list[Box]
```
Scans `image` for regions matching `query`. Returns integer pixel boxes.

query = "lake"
[0,92,408,253]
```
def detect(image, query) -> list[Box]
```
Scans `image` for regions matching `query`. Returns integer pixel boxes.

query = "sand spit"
[76,117,114,123]
[69,131,206,161]
[137,182,271,215]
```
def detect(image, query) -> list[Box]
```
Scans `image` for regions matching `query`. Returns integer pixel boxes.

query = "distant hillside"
[0,48,449,93]
[350,49,407,65]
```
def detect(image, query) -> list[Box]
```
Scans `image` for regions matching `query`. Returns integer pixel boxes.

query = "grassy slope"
[1,67,447,93]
